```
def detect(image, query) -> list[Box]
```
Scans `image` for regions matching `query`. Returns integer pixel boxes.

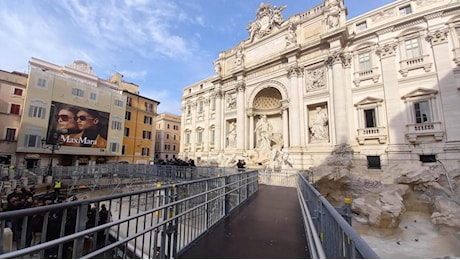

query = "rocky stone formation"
[309,145,460,231]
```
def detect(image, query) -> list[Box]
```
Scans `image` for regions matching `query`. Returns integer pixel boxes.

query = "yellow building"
[155,113,181,162]
[0,70,28,166]
[17,58,126,167]
[117,90,159,164]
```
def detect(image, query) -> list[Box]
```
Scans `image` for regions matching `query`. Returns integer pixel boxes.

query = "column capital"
[325,50,351,68]
[286,64,303,78]
[426,28,449,46]
[375,42,398,58]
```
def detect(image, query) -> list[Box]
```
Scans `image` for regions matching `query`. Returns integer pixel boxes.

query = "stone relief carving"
[226,92,236,109]
[246,3,287,43]
[67,60,96,75]
[306,67,326,92]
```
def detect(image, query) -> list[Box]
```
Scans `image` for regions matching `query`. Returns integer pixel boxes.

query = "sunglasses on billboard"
[56,114,72,121]
[76,115,94,121]
[56,115,94,121]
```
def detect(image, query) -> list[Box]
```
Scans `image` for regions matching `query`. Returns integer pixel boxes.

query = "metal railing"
[0,169,259,259]
[297,172,379,259]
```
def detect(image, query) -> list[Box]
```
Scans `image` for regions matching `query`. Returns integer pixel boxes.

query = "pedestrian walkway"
[179,184,309,259]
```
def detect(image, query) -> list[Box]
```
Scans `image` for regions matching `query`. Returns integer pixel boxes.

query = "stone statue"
[310,107,329,141]
[213,60,221,74]
[285,22,297,47]
[255,115,273,150]
[235,46,244,66]
[325,0,342,29]
[226,122,237,147]
[247,20,259,43]
[280,148,294,169]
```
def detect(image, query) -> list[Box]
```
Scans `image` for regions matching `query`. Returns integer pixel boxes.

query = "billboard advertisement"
[45,101,109,149]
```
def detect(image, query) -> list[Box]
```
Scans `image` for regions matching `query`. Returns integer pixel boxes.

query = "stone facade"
[180,0,460,175]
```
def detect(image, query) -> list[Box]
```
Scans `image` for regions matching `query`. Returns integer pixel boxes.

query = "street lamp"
[41,132,63,177]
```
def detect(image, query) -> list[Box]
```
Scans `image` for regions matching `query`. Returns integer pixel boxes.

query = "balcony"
[399,55,432,77]
[405,122,444,143]
[353,67,380,87]
[356,127,387,144]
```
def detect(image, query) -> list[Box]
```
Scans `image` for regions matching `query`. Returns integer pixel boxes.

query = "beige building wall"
[180,0,460,174]
[0,70,28,166]
[155,113,181,162]
[17,58,126,168]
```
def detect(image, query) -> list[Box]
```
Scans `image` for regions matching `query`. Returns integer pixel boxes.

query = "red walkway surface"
[179,184,310,259]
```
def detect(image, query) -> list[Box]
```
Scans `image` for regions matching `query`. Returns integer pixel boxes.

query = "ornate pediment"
[66,60,96,75]
[246,3,287,43]
[402,88,438,100]
[354,97,383,106]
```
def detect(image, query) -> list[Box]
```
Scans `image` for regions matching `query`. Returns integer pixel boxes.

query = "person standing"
[237,160,246,172]
[54,179,62,196]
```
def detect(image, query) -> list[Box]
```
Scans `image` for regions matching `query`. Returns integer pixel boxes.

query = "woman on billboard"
[55,105,82,147]
[75,108,108,148]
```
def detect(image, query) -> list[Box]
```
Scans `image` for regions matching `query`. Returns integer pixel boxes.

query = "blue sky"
[0,0,395,115]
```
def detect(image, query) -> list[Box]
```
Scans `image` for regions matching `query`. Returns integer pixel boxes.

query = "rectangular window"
[5,128,16,141]
[185,133,190,145]
[173,144,176,151]
[124,127,130,137]
[37,78,47,88]
[125,111,131,120]
[187,106,191,115]
[143,131,151,139]
[210,129,215,144]
[72,88,84,97]
[121,145,126,155]
[456,27,460,43]
[173,135,176,140]
[420,154,436,163]
[114,99,123,107]
[167,124,170,129]
[13,88,23,96]
[126,96,132,107]
[144,116,152,125]
[142,147,150,156]
[89,92,97,101]
[414,101,430,123]
[405,38,421,59]
[110,143,119,153]
[25,134,40,148]
[10,104,21,115]
[199,101,204,112]
[367,156,381,169]
[356,21,367,31]
[166,133,169,139]
[28,106,46,118]
[197,132,203,143]
[111,121,122,130]
[145,102,153,112]
[358,52,371,71]
[364,109,376,128]
[399,5,412,15]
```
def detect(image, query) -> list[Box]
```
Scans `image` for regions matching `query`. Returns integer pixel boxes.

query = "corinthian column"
[326,50,350,144]
[236,82,246,151]
[213,85,223,151]
[287,64,302,148]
